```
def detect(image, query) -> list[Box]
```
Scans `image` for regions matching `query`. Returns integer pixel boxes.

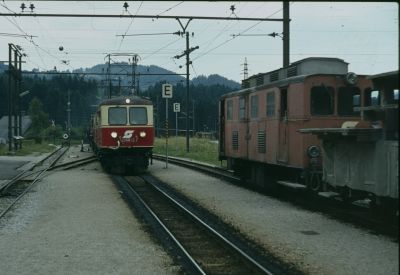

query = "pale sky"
[1,1,398,82]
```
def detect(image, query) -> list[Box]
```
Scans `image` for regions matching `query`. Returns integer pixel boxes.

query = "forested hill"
[0,69,238,133]
[72,63,240,90]
[0,62,240,90]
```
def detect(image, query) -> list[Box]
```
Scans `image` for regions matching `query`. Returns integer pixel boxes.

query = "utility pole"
[8,44,23,152]
[283,1,290,68]
[108,54,111,98]
[242,57,248,80]
[67,90,71,137]
[174,18,199,153]
[130,54,140,95]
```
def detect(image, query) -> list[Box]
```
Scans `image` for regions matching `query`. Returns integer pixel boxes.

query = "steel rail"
[48,155,98,171]
[142,174,275,275]
[0,146,64,195]
[0,147,69,219]
[119,176,206,275]
[152,154,240,183]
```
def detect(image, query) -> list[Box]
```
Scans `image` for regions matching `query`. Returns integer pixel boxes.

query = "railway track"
[0,146,97,220]
[152,154,398,240]
[113,174,289,275]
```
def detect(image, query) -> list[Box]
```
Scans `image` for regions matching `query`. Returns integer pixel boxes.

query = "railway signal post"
[162,84,173,168]
[173,103,180,151]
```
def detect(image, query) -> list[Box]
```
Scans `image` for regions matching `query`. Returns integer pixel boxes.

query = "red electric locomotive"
[219,57,373,190]
[90,96,154,174]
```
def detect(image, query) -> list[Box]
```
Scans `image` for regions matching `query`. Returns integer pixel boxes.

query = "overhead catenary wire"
[193,6,285,62]
[117,1,143,52]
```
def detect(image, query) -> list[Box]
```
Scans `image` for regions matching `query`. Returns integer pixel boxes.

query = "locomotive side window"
[239,97,246,119]
[129,107,148,125]
[250,95,259,118]
[370,90,380,105]
[226,99,233,120]
[266,92,275,117]
[310,85,334,115]
[394,89,399,101]
[108,107,127,125]
[338,87,361,116]
[364,88,381,106]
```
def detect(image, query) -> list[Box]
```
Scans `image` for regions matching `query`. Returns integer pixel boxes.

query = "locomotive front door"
[277,88,289,163]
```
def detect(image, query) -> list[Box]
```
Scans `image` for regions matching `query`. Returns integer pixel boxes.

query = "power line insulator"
[123,2,129,11]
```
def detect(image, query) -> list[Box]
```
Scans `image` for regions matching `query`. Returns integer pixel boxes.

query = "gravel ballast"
[148,160,398,275]
[0,150,178,274]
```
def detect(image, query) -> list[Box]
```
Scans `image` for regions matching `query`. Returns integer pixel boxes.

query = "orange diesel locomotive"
[90,96,154,173]
[219,57,373,190]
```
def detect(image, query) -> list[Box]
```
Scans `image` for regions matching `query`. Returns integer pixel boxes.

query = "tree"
[27,97,50,143]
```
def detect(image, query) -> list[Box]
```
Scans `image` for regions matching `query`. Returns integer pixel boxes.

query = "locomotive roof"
[99,96,152,106]
[220,74,308,99]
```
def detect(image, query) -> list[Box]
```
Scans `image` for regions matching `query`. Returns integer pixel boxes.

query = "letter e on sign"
[173,103,180,112]
[162,84,173,98]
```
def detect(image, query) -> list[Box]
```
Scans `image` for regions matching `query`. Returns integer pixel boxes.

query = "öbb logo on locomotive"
[122,130,134,139]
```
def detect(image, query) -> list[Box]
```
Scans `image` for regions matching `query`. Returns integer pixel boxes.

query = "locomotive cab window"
[394,89,399,101]
[129,107,148,125]
[364,88,381,106]
[310,85,334,115]
[338,87,361,116]
[108,107,127,125]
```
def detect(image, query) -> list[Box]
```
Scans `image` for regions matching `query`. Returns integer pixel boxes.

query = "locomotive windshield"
[108,107,127,125]
[129,107,148,125]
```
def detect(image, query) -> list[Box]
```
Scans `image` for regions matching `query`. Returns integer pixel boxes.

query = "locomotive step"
[277,180,306,189]
[318,191,340,198]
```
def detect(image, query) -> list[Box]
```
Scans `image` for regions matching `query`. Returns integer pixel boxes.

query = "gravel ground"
[148,160,399,275]
[0,147,178,275]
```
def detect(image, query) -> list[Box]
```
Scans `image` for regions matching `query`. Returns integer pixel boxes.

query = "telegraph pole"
[174,18,199,152]
[130,54,140,95]
[108,54,111,98]
[67,90,71,137]
[283,1,290,68]
[7,44,23,152]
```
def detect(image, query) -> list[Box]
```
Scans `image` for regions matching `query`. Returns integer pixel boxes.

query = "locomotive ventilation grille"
[258,130,266,153]
[232,131,239,150]
[270,71,279,82]
[287,66,298,77]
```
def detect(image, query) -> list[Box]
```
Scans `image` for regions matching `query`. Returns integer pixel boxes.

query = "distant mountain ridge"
[0,62,241,90]
[72,63,241,90]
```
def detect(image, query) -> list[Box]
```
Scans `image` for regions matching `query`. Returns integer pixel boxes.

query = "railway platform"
[0,145,178,274]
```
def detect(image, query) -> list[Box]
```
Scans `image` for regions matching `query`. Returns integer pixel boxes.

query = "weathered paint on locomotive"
[221,75,372,169]
[300,70,398,201]
[219,57,373,186]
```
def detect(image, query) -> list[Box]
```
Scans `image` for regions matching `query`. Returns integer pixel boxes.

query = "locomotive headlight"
[307,145,321,158]
[111,131,118,139]
[139,131,146,138]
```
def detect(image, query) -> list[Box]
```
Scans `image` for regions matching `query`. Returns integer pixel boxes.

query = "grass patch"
[153,136,226,167]
[0,139,57,156]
